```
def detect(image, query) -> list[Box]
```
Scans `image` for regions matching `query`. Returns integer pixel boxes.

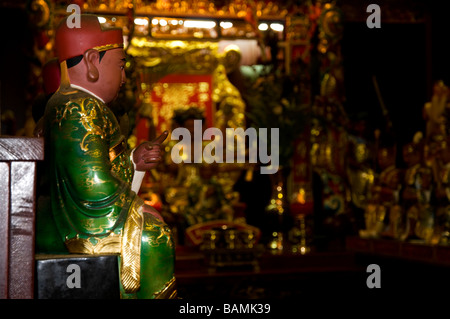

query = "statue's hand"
[133,131,168,171]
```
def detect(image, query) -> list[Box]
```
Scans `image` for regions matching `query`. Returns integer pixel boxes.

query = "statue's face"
[96,48,126,103]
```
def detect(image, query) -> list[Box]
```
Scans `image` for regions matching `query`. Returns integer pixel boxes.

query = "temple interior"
[1,0,450,302]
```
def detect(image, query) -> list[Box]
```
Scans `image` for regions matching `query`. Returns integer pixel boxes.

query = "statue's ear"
[84,49,100,82]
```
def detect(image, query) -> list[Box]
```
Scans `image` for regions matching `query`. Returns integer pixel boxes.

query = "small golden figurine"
[377,144,403,239]
[400,132,435,243]
[430,137,450,244]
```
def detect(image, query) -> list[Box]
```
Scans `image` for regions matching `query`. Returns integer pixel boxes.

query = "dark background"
[342,21,428,145]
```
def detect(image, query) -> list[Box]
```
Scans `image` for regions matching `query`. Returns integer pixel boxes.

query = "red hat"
[55,14,123,62]
[42,58,61,95]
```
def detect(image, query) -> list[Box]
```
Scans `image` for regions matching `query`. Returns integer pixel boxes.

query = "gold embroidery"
[82,216,116,235]
[65,232,121,254]
[154,277,177,299]
[111,154,134,184]
[86,149,102,158]
[82,175,107,192]
[114,193,127,208]
[144,218,174,248]
[120,197,144,293]
[78,98,106,152]
[54,103,78,128]
[55,97,108,152]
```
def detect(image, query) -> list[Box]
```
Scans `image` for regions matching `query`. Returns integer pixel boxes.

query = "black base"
[35,254,120,299]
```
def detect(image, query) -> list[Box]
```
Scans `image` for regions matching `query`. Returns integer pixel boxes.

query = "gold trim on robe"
[120,197,145,293]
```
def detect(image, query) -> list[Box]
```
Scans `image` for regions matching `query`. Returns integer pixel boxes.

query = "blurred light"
[159,19,168,27]
[220,21,233,29]
[270,241,278,249]
[98,16,107,24]
[184,20,216,29]
[144,193,159,206]
[224,44,240,53]
[297,188,306,204]
[170,20,178,26]
[134,18,148,26]
[270,23,284,32]
[152,18,159,25]
[258,23,268,31]
[171,40,185,48]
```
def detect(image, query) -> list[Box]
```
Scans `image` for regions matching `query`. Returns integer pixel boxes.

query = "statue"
[345,117,375,237]
[376,143,403,239]
[36,14,176,299]
[423,81,450,244]
[346,120,374,216]
[430,134,450,244]
[423,81,448,141]
[400,132,435,243]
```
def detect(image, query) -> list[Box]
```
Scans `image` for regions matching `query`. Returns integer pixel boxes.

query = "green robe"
[36,85,176,298]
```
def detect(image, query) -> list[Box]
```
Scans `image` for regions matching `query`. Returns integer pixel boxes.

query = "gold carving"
[212,64,246,130]
[67,0,285,20]
[29,0,50,28]
[128,39,219,76]
[129,38,246,132]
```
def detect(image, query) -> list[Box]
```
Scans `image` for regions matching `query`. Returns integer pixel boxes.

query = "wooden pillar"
[0,137,44,299]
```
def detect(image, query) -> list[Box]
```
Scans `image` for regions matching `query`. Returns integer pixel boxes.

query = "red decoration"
[149,73,214,135]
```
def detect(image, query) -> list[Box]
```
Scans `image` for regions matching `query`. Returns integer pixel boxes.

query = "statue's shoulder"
[46,86,109,122]
[47,86,104,110]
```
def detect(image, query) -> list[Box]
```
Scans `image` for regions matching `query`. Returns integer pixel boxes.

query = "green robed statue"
[36,14,176,299]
